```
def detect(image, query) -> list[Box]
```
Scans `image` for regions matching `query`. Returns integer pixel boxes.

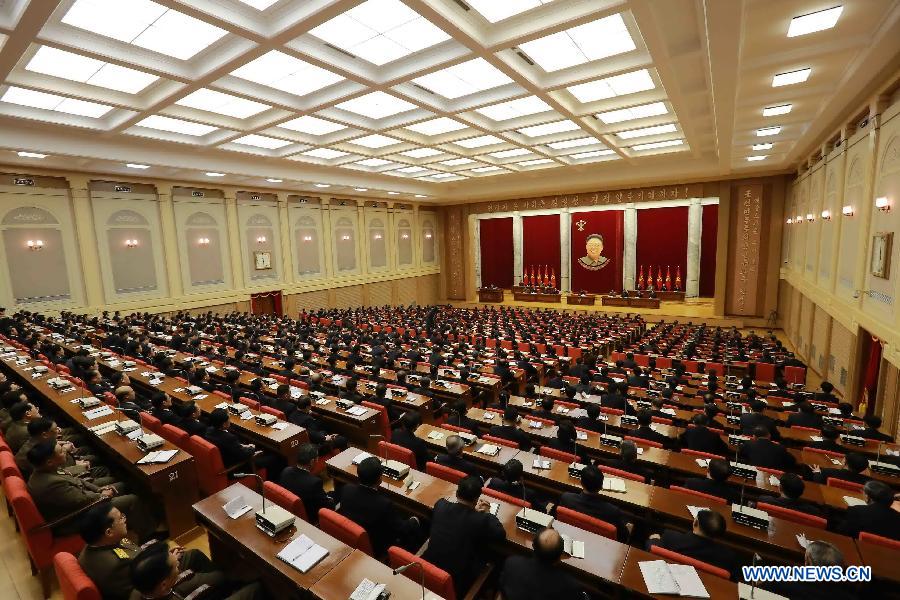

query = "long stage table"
[512,291,562,303]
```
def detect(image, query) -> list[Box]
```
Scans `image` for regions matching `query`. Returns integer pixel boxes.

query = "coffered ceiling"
[0,0,897,201]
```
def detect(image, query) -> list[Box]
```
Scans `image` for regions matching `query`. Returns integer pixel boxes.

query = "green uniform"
[5,421,29,453]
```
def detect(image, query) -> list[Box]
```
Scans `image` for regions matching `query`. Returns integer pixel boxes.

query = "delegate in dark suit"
[738,437,796,471]
[839,502,900,540]
[652,529,741,580]
[339,483,409,556]
[679,423,730,457]
[499,553,584,600]
[557,491,630,540]
[488,423,532,451]
[279,465,335,520]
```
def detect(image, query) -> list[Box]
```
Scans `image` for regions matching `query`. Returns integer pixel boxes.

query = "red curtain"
[479,217,514,288]
[860,334,882,415]
[570,210,624,293]
[250,290,283,316]
[522,214,560,283]
[636,207,688,287]
[700,204,718,296]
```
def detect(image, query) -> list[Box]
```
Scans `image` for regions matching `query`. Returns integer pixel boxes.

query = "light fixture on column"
[373,233,383,240]
[302,235,312,242]
[875,196,891,211]
[341,234,351,241]
[197,237,210,246]
[820,209,831,220]
[842,205,854,216]
[256,235,267,244]
[125,239,139,248]
[424,233,433,239]
[786,218,793,225]
[806,213,814,222]
[401,233,410,240]
[796,214,803,223]
[26,239,44,250]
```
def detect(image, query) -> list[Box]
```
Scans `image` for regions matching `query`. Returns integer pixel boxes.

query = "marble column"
[512,212,523,285]
[559,209,570,292]
[156,184,184,299]
[686,199,702,297]
[472,217,482,289]
[623,207,637,290]
[68,177,105,309]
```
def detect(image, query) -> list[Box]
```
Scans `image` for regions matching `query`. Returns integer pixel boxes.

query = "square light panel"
[405,117,468,135]
[301,148,349,159]
[616,123,677,139]
[631,139,683,151]
[567,69,654,103]
[61,0,227,60]
[336,91,417,119]
[756,126,781,136]
[787,6,843,37]
[476,96,552,121]
[350,134,401,148]
[518,120,580,137]
[134,114,216,135]
[230,51,342,97]
[518,158,554,167]
[354,158,395,167]
[570,149,615,159]
[466,0,554,23]
[518,13,635,72]
[400,147,442,158]
[413,58,512,99]
[752,143,773,151]
[1,86,113,117]
[440,158,475,166]
[762,104,792,117]
[596,102,667,124]
[548,137,601,150]
[279,115,346,134]
[176,89,269,118]
[489,148,533,158]
[231,134,291,149]
[772,68,811,87]
[309,0,449,66]
[454,134,503,148]
[25,46,158,94]
[471,165,503,173]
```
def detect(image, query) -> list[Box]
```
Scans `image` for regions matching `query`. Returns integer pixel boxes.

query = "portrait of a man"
[578,233,610,271]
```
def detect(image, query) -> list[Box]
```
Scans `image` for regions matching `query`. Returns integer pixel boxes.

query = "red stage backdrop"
[522,214,561,283]
[636,206,688,287]
[700,203,718,296]
[570,210,624,293]
[479,217,514,288]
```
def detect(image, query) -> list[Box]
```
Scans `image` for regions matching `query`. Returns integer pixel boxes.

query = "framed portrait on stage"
[870,232,892,279]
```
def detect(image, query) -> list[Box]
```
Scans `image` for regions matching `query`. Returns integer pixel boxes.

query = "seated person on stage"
[26,441,158,541]
[434,434,478,477]
[575,403,605,434]
[218,368,243,401]
[757,473,822,517]
[858,415,893,443]
[486,459,548,512]
[738,426,796,472]
[838,480,900,540]
[278,443,336,523]
[764,541,858,600]
[423,475,506,593]
[339,456,420,556]
[630,409,671,449]
[545,370,565,389]
[739,400,780,440]
[149,392,178,427]
[287,395,347,454]
[371,383,403,422]
[648,509,741,581]
[811,452,870,486]
[604,440,653,483]
[499,528,585,600]
[85,369,111,398]
[681,458,738,504]
[129,541,264,600]
[556,465,633,541]
[809,425,845,453]
[574,376,593,396]
[390,412,430,470]
[786,402,823,429]
[173,400,206,437]
[78,502,225,600]
[489,407,533,451]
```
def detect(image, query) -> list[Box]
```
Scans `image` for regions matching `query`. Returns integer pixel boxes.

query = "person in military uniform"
[79,502,225,600]
[15,417,111,481]
[129,542,265,600]
[5,400,41,453]
[26,440,158,540]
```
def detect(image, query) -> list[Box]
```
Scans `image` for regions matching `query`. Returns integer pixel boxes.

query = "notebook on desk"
[638,560,710,598]
[276,534,328,573]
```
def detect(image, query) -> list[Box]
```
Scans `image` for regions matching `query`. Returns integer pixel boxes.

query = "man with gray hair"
[434,434,478,476]
[765,541,857,600]
[838,479,900,540]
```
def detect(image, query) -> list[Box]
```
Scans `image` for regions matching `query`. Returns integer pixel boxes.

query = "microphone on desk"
[113,406,143,426]
[234,472,266,512]
[392,561,426,600]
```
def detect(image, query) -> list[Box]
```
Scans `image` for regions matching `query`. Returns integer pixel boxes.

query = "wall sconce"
[875,196,891,211]
[820,210,831,220]
[256,235,267,244]
[26,239,44,250]
[401,233,410,240]
[796,215,803,223]
[341,235,351,241]
[197,237,210,246]
[842,205,854,216]
[125,239,139,248]
[424,233,433,239]
[302,235,312,242]
[805,213,815,222]
[786,218,793,225]
[373,233,383,240]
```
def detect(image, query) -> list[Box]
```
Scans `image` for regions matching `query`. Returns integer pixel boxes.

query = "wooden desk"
[415,424,520,476]
[629,297,661,309]
[618,545,737,598]
[193,484,352,599]
[856,538,900,583]
[602,296,631,307]
[311,550,445,599]
[513,291,562,303]
[478,288,504,303]
[566,294,596,306]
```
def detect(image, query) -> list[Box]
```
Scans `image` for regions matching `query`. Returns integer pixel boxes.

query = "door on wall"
[250,291,282,316]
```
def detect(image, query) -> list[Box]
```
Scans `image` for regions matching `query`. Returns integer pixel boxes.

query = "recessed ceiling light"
[596,101,668,124]
[62,0,227,60]
[431,173,456,179]
[405,117,468,135]
[236,0,280,9]
[756,126,781,136]
[400,147,443,158]
[570,149,615,159]
[354,158,394,167]
[412,58,512,99]
[231,134,292,149]
[301,148,349,159]
[518,13,635,72]
[350,134,401,148]
[25,46,158,94]
[336,91,417,119]
[471,165,503,173]
[466,0,554,23]
[266,178,283,182]
[476,96,552,121]
[395,166,427,173]
[1,86,113,117]
[567,69,654,103]
[231,50,342,97]
[176,89,269,118]
[616,123,678,139]
[279,115,345,134]
[135,115,216,136]
[762,104,792,117]
[387,191,400,195]
[205,172,225,177]
[752,143,773,151]
[17,151,47,158]
[126,163,150,169]
[631,139,684,151]
[547,137,601,150]
[354,188,368,192]
[518,158,555,167]
[414,194,428,198]
[747,155,767,161]
[518,120,580,137]
[454,135,503,148]
[772,68,811,87]
[314,183,330,188]
[787,6,843,37]
[310,0,450,66]
[489,148,532,158]
[441,158,475,166]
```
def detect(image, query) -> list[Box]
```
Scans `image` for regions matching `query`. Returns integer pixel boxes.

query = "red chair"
[388,546,458,600]
[600,407,624,416]
[567,347,582,359]
[669,485,727,505]
[656,357,673,369]
[263,481,308,522]
[212,390,231,400]
[624,435,663,449]
[754,363,776,382]
[54,552,101,600]
[555,506,616,540]
[683,360,700,373]
[187,435,259,496]
[705,362,725,377]
[259,405,286,420]
[757,502,827,528]
[859,531,900,550]
[318,508,373,556]
[362,401,391,442]
[649,545,730,579]
[426,462,467,484]
[139,412,161,434]
[802,446,845,458]
[790,425,819,432]
[4,476,86,597]
[682,448,726,461]
[377,441,416,469]
[651,416,674,426]
[784,366,806,385]
[158,424,189,450]
[442,423,475,434]
[239,397,261,410]
[482,487,530,508]
[598,465,645,483]
[826,477,864,492]
[757,467,784,477]
[0,450,22,480]
[273,374,288,384]
[540,446,577,464]
[482,435,519,449]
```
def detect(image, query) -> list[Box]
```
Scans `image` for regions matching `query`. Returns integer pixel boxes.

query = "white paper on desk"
[352,452,375,465]
[528,420,543,429]
[173,387,185,393]
[315,398,330,406]
[669,564,710,598]
[271,421,289,430]
[637,447,644,455]
[639,560,680,595]
[561,533,585,559]
[887,448,900,457]
[576,431,588,440]
[477,444,500,456]
[602,477,626,493]
[781,401,795,408]
[483,412,495,420]
[126,429,144,441]
[695,458,710,468]
[83,405,114,420]
[277,534,328,573]
[289,387,302,399]
[268,383,279,391]
[843,496,866,507]
[810,436,824,442]
[768,475,780,486]
[215,402,229,410]
[827,407,842,415]
[223,495,252,519]
[830,458,843,465]
[239,411,253,421]
[686,505,707,519]
[195,394,208,400]
[427,431,444,440]
[532,459,551,470]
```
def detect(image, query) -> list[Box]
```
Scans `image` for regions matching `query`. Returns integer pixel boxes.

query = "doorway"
[250,290,282,316]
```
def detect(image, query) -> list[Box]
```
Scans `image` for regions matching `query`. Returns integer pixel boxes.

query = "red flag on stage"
[523,268,529,286]
[665,266,672,291]
[656,266,663,290]
[550,268,557,289]
[675,265,682,291]
[530,265,536,286]
[638,265,645,290]
[543,265,550,286]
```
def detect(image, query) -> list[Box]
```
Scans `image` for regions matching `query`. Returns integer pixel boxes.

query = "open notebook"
[276,534,328,573]
[638,560,710,598]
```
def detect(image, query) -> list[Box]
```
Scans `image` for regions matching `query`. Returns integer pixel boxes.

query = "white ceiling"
[0,0,897,202]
